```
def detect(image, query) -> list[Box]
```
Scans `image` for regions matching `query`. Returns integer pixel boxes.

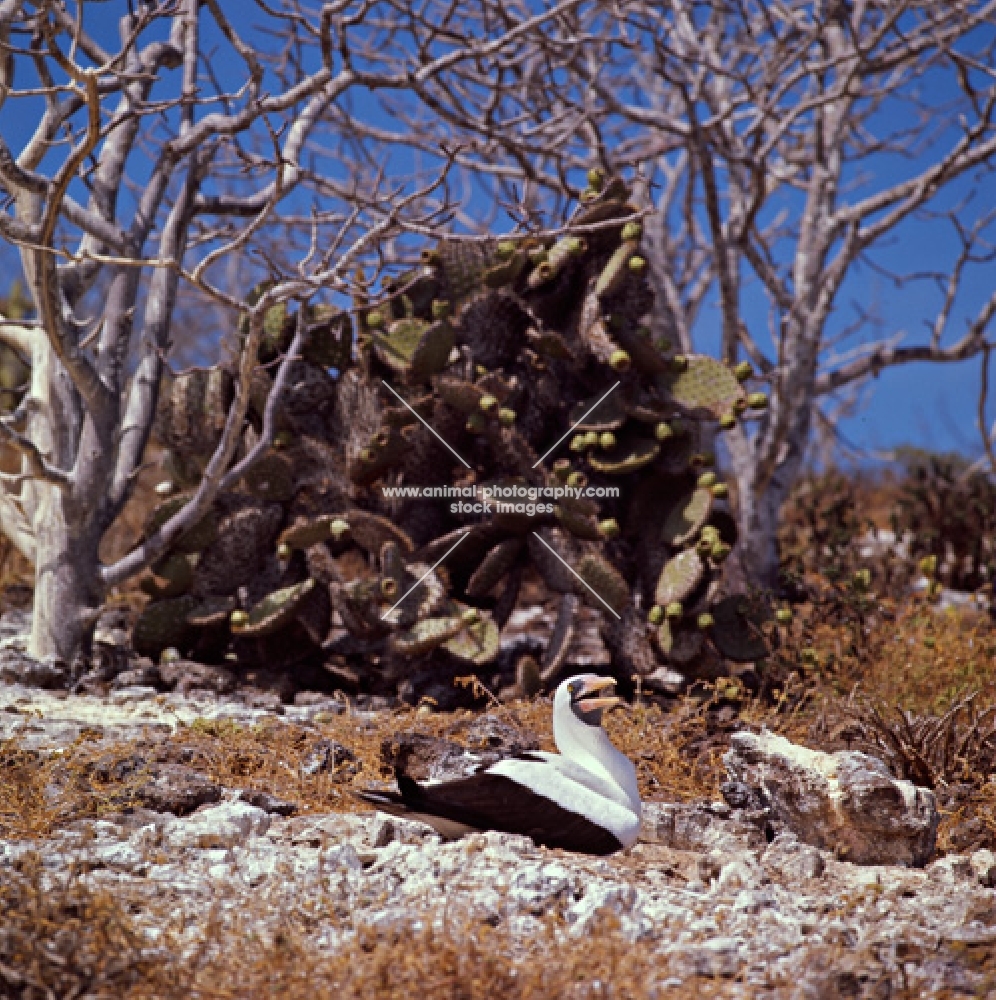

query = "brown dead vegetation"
[4,460,996,996]
[2,596,995,996]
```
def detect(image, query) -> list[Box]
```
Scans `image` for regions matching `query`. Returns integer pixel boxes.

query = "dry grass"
[0,690,734,846]
[0,858,781,1000]
[0,854,177,998]
[5,590,992,853]
[2,604,996,996]
[2,844,989,999]
[0,738,55,839]
[3,453,996,997]
[770,596,996,856]
[164,911,749,1000]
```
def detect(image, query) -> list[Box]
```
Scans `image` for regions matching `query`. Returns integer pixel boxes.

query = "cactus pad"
[242,453,295,504]
[556,504,603,541]
[658,429,695,474]
[232,579,316,638]
[390,613,467,656]
[662,355,745,418]
[435,239,508,302]
[709,595,769,662]
[454,291,530,368]
[662,487,714,547]
[185,594,237,628]
[605,321,668,376]
[588,433,659,475]
[141,552,194,600]
[155,367,233,459]
[577,286,624,367]
[386,562,449,626]
[193,503,284,597]
[541,592,578,681]
[595,240,642,300]
[347,510,415,555]
[528,328,576,362]
[655,549,705,606]
[601,605,658,677]
[349,425,408,486]
[133,595,197,660]
[575,553,630,614]
[527,529,581,594]
[280,511,413,555]
[444,610,500,665]
[568,390,628,431]
[138,177,745,687]
[379,540,406,586]
[436,377,488,415]
[466,538,524,598]
[657,620,704,664]
[373,318,454,383]
[302,306,352,369]
[280,514,351,550]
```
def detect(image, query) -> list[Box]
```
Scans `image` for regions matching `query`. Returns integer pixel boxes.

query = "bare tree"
[333,0,996,587]
[0,0,582,662]
[3,1,994,670]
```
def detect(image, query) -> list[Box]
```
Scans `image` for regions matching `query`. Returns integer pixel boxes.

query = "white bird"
[356,674,641,855]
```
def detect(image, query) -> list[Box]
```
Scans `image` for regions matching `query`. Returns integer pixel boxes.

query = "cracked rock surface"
[724,729,941,866]
[2,682,994,997]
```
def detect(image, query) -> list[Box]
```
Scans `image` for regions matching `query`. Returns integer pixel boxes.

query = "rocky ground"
[2,678,995,998]
[2,610,996,998]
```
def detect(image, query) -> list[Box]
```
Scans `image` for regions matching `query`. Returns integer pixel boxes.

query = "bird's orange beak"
[574,675,624,716]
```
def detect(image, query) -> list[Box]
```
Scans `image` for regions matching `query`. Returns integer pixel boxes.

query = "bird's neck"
[556,720,640,809]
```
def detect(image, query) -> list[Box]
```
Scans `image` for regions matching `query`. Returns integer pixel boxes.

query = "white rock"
[927,854,975,882]
[566,883,646,938]
[763,831,827,881]
[725,730,938,866]
[243,849,279,886]
[641,800,766,853]
[730,887,777,914]
[971,849,996,887]
[678,936,743,978]
[129,822,166,850]
[508,861,575,914]
[91,842,149,875]
[716,857,764,893]
[86,820,125,841]
[7,679,996,996]
[109,685,159,704]
[165,801,270,850]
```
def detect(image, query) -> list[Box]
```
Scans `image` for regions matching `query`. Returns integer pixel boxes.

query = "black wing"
[382,768,622,855]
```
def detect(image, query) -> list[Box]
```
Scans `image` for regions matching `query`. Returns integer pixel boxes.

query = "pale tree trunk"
[30,487,103,661]
[20,300,103,661]
[0,0,597,668]
[727,410,810,592]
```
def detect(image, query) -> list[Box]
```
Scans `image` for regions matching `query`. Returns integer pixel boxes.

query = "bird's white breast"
[489,755,642,847]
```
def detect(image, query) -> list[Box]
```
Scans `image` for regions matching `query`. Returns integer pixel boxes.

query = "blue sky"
[1,3,994,467]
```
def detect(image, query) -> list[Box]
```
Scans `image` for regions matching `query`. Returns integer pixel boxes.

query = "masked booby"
[356,674,641,855]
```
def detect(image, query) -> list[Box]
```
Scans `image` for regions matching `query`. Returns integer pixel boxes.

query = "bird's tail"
[352,787,411,818]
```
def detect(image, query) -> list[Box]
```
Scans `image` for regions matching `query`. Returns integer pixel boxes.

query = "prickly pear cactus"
[139,177,757,700]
